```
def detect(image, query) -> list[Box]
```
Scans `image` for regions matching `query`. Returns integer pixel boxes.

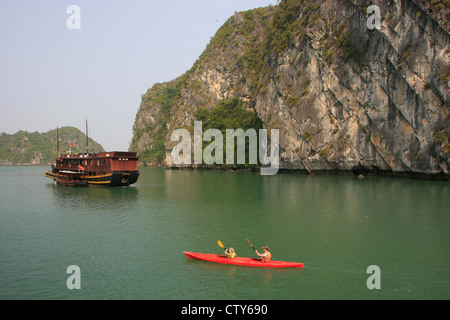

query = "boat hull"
[45,171,139,187]
[184,251,303,268]
[55,177,88,187]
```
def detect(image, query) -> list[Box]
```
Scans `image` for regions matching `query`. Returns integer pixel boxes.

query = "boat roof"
[56,151,138,160]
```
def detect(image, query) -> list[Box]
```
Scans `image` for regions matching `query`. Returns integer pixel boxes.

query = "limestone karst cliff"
[130,0,449,179]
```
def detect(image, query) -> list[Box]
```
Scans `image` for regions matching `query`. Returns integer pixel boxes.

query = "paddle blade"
[218,240,225,248]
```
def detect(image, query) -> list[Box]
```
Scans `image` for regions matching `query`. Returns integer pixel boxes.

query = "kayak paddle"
[218,240,227,251]
[247,238,258,257]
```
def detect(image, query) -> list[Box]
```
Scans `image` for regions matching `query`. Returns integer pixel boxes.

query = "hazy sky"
[0,0,276,151]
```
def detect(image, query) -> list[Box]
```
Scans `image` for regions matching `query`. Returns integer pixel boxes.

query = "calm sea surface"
[0,166,448,300]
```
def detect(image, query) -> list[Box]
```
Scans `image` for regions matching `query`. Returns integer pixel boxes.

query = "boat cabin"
[53,151,139,176]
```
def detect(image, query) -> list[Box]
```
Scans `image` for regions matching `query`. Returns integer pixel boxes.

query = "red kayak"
[184,251,303,268]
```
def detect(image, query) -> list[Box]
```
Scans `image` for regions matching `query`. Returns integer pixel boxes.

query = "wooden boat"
[45,151,140,187]
[45,122,139,187]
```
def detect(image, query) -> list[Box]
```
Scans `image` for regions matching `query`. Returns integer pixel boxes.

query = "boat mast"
[56,126,59,157]
[86,118,89,154]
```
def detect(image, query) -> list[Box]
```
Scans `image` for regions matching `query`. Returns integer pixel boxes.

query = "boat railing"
[60,153,99,159]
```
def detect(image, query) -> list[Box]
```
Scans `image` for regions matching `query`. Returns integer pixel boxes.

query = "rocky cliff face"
[131,0,449,179]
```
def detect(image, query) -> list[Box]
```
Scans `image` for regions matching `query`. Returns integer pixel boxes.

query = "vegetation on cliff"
[194,97,263,168]
[0,127,104,165]
[132,74,188,164]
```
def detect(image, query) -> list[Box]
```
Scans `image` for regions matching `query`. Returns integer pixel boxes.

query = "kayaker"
[255,246,271,262]
[225,248,237,258]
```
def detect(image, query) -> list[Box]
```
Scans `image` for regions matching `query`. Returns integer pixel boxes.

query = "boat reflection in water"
[47,181,139,212]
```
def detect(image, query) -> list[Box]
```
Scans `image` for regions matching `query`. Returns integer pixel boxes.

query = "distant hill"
[0,127,105,165]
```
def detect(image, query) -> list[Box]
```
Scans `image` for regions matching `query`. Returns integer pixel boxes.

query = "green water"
[0,166,448,300]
